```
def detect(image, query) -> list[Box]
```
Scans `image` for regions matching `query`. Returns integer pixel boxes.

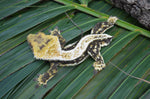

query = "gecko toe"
[93,62,106,71]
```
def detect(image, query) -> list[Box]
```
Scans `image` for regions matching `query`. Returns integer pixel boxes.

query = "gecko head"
[100,34,113,47]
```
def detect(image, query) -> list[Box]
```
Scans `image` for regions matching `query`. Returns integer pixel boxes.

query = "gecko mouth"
[102,36,113,43]
[105,37,113,43]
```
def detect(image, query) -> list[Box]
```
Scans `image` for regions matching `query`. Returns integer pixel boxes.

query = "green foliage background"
[0,0,150,98]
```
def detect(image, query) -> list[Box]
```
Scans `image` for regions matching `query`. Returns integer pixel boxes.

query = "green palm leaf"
[0,0,149,98]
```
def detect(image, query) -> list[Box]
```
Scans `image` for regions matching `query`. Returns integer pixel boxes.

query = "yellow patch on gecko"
[27,32,61,59]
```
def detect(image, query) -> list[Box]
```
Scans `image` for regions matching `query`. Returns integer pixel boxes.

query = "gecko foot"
[93,62,105,71]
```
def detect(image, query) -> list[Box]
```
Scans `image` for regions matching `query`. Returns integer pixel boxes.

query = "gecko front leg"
[88,17,118,71]
[91,16,118,34]
[87,41,105,71]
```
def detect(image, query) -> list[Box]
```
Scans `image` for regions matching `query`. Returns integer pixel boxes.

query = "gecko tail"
[36,62,58,87]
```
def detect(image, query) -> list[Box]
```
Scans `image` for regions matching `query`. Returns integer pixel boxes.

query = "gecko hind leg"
[50,27,66,48]
[36,62,58,87]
